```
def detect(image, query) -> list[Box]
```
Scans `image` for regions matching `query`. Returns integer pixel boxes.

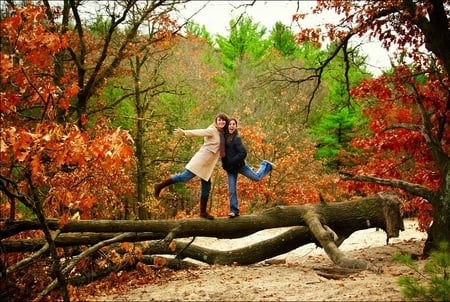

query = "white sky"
[176,1,392,76]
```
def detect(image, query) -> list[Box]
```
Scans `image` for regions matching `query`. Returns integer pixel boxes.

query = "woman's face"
[228,120,237,134]
[215,117,227,129]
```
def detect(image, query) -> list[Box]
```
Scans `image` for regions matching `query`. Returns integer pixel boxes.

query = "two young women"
[154,114,274,219]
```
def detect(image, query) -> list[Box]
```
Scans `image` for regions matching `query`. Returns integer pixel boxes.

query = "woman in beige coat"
[154,113,229,219]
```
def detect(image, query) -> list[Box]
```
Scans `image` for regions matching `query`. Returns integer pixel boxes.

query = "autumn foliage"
[293,1,450,243]
[339,65,449,231]
[0,5,135,222]
[1,5,137,301]
[2,0,450,301]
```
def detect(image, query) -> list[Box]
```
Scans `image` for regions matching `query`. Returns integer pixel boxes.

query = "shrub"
[394,242,450,301]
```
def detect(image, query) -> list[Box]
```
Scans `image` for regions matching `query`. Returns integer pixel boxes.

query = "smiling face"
[228,119,237,134]
[215,116,227,130]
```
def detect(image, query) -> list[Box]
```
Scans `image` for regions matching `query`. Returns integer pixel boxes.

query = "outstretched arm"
[174,126,215,138]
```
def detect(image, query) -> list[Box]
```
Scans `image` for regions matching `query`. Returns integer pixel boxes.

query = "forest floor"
[89,218,427,301]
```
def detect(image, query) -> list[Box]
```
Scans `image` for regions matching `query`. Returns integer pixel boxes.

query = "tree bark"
[2,191,404,270]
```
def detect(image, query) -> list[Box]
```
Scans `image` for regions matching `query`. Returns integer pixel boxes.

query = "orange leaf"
[168,241,176,252]
[153,256,167,268]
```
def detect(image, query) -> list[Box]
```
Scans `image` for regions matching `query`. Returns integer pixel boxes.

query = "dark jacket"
[221,132,247,173]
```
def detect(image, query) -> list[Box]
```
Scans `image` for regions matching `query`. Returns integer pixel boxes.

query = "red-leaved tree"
[295,0,449,254]
[1,5,135,300]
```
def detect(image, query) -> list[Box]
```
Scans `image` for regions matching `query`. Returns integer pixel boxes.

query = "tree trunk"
[3,191,404,270]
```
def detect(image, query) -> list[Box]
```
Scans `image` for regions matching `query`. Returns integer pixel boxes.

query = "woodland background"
[1,0,449,301]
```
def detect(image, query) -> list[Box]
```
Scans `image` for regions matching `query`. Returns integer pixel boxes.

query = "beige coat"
[184,124,221,181]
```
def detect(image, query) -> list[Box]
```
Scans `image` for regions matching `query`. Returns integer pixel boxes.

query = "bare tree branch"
[339,172,436,201]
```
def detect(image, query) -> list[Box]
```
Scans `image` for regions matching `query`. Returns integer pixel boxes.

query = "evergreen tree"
[309,43,370,169]
[269,21,298,57]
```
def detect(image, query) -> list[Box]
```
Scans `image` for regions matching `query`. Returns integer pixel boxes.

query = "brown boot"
[199,196,214,219]
[154,177,174,198]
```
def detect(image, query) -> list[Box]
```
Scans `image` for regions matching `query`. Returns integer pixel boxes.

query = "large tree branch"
[404,0,450,74]
[340,172,436,201]
[3,192,405,270]
[411,83,450,173]
[303,205,368,269]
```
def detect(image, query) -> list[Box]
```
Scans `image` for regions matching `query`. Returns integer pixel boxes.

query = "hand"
[173,128,185,137]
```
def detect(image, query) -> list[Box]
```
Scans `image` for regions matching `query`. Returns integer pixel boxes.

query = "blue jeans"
[172,169,211,198]
[226,160,272,215]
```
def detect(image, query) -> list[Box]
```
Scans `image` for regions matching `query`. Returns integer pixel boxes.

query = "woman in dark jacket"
[221,118,275,217]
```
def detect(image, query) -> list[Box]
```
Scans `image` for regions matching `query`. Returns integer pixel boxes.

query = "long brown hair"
[214,112,229,132]
[215,113,229,158]
[226,117,239,143]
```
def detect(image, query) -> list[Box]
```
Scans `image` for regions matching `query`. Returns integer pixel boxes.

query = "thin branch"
[7,230,61,274]
[33,232,134,302]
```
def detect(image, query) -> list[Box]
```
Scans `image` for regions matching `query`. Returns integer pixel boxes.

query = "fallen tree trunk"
[141,189,403,268]
[2,191,404,270]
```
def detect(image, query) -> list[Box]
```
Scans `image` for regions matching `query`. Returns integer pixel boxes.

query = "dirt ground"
[94,218,427,301]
